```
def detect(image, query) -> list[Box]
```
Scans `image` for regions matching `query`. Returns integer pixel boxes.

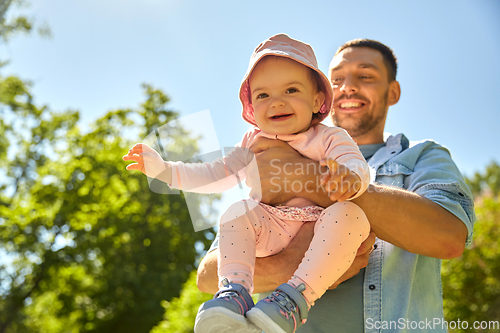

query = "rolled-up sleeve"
[404,142,476,246]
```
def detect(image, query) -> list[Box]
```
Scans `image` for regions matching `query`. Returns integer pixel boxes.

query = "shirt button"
[373,244,378,250]
[369,284,376,290]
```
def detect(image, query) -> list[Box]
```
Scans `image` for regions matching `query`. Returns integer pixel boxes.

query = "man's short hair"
[335,39,398,81]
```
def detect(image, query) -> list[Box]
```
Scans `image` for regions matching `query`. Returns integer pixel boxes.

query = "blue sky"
[1,0,499,179]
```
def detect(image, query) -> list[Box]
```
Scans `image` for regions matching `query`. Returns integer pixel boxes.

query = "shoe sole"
[194,307,263,333]
[246,308,287,333]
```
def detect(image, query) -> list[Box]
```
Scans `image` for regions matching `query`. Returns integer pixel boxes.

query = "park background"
[0,0,499,332]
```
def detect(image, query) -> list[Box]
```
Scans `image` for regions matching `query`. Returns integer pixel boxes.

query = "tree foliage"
[466,161,500,199]
[0,74,218,332]
[151,270,213,333]
[0,0,50,43]
[0,5,218,331]
[442,161,500,332]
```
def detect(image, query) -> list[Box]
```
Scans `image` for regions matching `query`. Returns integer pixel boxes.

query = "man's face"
[329,47,395,140]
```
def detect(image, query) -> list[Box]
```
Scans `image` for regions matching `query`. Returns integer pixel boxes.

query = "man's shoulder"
[408,138,448,151]
[386,133,451,157]
[376,133,455,173]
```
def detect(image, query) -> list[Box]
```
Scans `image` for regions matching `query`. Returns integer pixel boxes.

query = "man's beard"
[332,91,388,138]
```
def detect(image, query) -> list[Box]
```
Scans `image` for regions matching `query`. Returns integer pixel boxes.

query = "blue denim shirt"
[363,133,475,333]
[207,133,475,333]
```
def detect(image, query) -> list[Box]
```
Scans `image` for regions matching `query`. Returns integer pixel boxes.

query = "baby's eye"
[256,93,269,99]
[286,88,299,94]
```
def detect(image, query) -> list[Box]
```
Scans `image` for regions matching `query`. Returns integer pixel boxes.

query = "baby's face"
[249,57,324,135]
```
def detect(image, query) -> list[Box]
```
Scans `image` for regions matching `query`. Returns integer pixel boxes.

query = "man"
[197,39,475,332]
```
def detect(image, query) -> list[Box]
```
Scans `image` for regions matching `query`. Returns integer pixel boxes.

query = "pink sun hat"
[239,33,334,127]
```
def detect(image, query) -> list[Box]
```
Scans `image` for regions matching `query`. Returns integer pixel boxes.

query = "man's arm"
[248,137,469,260]
[353,184,467,259]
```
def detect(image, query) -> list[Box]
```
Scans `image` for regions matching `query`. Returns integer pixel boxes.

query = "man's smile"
[340,102,362,109]
[337,99,366,111]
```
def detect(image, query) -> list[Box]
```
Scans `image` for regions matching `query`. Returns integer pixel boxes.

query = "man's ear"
[388,80,401,106]
[314,91,326,113]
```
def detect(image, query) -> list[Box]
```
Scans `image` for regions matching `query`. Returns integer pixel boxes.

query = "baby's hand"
[123,143,171,183]
[320,159,362,202]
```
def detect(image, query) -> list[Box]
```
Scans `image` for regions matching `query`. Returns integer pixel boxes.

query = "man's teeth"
[340,102,361,109]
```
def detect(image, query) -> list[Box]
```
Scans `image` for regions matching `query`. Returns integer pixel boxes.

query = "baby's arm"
[122,143,172,184]
[123,143,255,193]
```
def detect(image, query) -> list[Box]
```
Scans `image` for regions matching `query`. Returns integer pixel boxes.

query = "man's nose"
[340,75,358,94]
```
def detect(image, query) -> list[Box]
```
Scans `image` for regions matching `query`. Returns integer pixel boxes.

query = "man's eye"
[331,77,342,83]
[360,75,372,79]
[286,88,298,94]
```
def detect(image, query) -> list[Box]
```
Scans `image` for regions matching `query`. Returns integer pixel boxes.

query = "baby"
[124,34,371,333]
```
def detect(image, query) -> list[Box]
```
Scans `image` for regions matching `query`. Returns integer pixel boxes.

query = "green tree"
[0,75,218,332]
[0,0,31,41]
[466,161,500,199]
[0,0,50,43]
[151,270,213,333]
[442,161,500,332]
[1,2,218,331]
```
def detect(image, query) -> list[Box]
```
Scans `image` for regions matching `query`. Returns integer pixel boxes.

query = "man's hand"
[247,137,325,205]
[328,231,376,289]
[197,221,376,294]
[197,221,316,295]
[283,224,376,291]
[254,222,375,292]
[320,159,362,202]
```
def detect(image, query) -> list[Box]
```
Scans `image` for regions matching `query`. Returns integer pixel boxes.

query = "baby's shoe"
[246,283,309,333]
[194,278,262,333]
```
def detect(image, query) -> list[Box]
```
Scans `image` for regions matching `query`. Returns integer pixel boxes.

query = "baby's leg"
[218,200,260,294]
[218,200,302,295]
[288,202,370,307]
